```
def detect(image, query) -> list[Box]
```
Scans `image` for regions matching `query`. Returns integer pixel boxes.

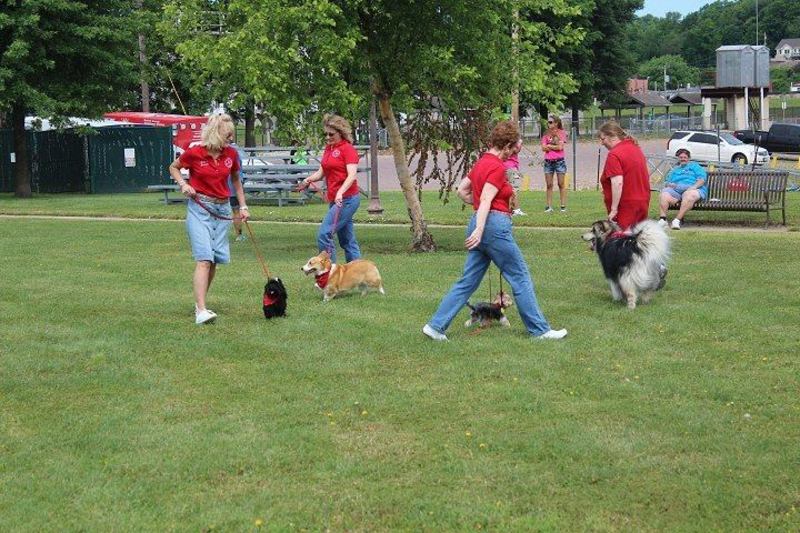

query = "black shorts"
[229,196,240,209]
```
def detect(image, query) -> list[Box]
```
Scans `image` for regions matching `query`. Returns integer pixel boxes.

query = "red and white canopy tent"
[103,112,207,151]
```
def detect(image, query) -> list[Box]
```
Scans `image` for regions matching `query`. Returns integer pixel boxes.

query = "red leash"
[191,195,234,221]
[190,195,272,279]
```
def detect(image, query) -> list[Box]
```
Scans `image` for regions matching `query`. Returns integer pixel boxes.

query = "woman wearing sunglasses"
[541,116,568,212]
[300,114,362,263]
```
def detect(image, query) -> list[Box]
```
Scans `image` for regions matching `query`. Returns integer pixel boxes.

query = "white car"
[666,130,769,166]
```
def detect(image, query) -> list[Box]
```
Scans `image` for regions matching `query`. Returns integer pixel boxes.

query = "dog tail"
[466,302,475,311]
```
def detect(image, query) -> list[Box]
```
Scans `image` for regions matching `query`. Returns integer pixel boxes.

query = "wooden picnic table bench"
[146,179,324,206]
[667,169,788,226]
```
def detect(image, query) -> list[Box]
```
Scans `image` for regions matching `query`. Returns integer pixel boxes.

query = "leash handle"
[244,220,271,279]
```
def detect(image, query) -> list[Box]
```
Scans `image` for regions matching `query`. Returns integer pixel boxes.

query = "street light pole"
[367,97,383,215]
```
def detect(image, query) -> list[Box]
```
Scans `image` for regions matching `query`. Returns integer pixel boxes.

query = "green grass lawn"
[1,214,799,530]
[2,190,799,230]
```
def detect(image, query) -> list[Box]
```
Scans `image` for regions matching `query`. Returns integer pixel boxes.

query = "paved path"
[1,214,788,233]
[369,139,668,192]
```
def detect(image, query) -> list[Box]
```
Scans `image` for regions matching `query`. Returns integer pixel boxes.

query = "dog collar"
[315,271,330,289]
[263,293,279,306]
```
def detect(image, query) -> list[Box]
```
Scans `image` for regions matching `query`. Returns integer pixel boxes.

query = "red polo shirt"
[470,152,514,213]
[601,138,651,216]
[321,140,360,202]
[179,145,240,199]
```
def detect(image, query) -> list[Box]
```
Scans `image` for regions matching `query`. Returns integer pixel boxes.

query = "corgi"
[300,251,385,302]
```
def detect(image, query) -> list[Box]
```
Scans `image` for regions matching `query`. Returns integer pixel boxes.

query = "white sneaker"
[512,208,527,216]
[536,328,567,340]
[671,218,681,230]
[235,234,247,242]
[195,308,217,325]
[423,324,448,341]
[544,206,554,213]
[657,218,668,228]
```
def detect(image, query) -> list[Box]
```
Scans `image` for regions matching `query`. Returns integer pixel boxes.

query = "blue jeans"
[428,212,551,336]
[317,195,361,263]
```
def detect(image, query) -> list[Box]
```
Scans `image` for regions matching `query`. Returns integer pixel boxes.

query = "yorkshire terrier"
[464,292,513,328]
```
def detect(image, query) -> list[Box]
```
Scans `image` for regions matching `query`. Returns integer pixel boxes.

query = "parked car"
[733,123,800,154]
[666,130,769,166]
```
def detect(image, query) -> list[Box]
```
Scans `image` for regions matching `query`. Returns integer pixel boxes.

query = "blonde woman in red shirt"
[168,114,248,324]
[301,114,362,263]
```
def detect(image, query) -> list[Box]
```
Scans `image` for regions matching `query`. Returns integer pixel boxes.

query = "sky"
[637,0,714,18]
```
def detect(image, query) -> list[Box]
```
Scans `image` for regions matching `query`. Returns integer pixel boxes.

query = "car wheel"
[731,153,748,165]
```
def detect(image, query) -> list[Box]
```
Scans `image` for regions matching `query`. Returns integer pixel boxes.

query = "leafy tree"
[770,65,800,94]
[0,0,138,197]
[626,12,685,65]
[546,0,643,125]
[637,55,700,89]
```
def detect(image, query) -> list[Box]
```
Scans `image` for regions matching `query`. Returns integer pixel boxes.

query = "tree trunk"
[244,98,256,147]
[12,103,32,198]
[376,93,436,252]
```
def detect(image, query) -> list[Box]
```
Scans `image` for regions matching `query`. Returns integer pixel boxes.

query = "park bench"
[667,169,788,226]
[146,180,322,207]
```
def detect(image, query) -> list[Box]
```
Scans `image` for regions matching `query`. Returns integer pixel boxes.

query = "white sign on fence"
[124,148,136,168]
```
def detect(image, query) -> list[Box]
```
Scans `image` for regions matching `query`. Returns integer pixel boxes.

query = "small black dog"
[464,292,513,328]
[263,278,288,318]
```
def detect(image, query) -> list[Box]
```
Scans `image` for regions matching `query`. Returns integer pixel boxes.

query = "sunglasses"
[324,130,339,137]
[547,120,554,124]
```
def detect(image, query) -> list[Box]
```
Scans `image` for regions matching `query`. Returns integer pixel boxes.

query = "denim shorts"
[663,187,707,201]
[186,199,232,263]
[544,158,567,174]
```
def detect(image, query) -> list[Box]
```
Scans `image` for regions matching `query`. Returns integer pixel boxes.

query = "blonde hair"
[323,114,353,143]
[202,114,235,152]
[598,121,638,145]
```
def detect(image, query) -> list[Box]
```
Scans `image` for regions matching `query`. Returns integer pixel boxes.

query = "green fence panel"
[88,126,172,193]
[0,128,85,193]
[30,129,86,193]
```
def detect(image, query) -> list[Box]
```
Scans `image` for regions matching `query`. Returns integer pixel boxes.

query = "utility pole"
[135,0,150,112]
[755,0,759,45]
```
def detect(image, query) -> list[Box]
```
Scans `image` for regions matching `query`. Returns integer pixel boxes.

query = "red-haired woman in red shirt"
[300,114,362,263]
[422,121,567,341]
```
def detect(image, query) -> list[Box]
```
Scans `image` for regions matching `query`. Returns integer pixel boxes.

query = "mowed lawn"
[1,215,799,531]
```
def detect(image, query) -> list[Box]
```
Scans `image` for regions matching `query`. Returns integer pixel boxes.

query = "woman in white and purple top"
[541,116,568,212]
[503,139,525,216]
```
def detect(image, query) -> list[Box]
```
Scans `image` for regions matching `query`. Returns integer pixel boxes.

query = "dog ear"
[320,250,330,259]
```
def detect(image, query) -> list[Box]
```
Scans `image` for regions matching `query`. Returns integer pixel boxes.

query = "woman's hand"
[239,206,250,222]
[465,226,484,250]
[608,208,618,222]
[334,191,344,207]
[179,182,196,197]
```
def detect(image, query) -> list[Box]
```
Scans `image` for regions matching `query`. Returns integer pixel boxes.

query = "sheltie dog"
[581,220,670,309]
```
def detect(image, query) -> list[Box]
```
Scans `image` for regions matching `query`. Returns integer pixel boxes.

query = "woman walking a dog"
[168,113,248,325]
[598,121,651,232]
[422,121,567,341]
[299,114,362,263]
